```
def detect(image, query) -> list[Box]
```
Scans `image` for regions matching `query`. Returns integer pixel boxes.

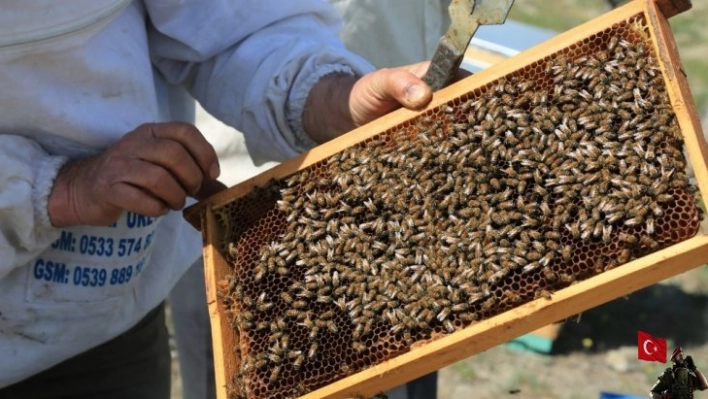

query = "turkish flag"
[638,331,667,363]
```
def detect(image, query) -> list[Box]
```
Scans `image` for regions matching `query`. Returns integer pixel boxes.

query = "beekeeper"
[0,1,432,397]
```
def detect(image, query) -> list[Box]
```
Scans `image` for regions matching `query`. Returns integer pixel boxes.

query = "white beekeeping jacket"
[203,0,452,185]
[0,0,372,387]
[330,0,452,68]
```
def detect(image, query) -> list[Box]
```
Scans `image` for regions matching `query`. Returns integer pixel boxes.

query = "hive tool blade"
[423,0,515,91]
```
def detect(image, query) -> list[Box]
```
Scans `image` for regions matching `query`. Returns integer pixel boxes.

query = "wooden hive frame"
[185,0,708,397]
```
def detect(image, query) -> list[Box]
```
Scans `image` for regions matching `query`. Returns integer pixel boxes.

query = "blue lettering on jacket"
[126,213,155,229]
[33,258,69,284]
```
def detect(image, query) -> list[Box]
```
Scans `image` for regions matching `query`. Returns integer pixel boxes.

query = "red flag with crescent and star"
[638,331,667,363]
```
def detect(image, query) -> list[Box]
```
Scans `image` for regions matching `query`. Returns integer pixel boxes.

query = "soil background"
[168,1,708,398]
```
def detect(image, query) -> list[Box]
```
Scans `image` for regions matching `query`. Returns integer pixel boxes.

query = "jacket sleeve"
[0,134,67,279]
[144,0,375,165]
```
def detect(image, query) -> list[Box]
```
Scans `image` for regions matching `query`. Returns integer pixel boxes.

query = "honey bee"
[481,297,497,312]
[559,273,576,284]
[229,279,243,299]
[528,249,543,261]
[624,216,644,227]
[325,320,339,334]
[256,295,274,313]
[267,351,282,364]
[238,318,254,332]
[617,232,637,245]
[307,342,319,359]
[459,312,480,324]
[279,292,294,304]
[291,353,305,370]
[602,223,613,242]
[535,289,553,300]
[618,248,632,264]
[256,321,270,332]
[307,324,320,340]
[269,366,281,383]
[443,319,455,333]
[648,202,664,217]
[576,212,593,233]
[254,264,267,282]
[520,260,540,274]
[517,80,535,92]
[646,217,655,234]
[656,193,673,203]
[436,306,452,322]
[280,335,290,352]
[240,309,255,323]
[499,288,521,304]
[351,341,367,354]
[316,294,333,304]
[605,210,625,225]
[539,252,555,267]
[639,235,658,249]
[450,301,469,313]
[254,357,268,370]
[540,266,556,282]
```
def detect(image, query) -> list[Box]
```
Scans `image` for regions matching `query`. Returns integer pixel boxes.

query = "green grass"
[508,0,614,32]
[451,360,477,380]
[508,0,708,112]
[681,59,708,113]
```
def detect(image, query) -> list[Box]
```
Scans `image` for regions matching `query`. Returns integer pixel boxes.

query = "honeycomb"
[214,15,703,399]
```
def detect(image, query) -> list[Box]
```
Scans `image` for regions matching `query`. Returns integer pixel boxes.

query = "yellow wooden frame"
[184,1,708,397]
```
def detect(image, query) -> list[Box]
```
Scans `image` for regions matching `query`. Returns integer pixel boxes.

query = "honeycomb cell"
[211,14,703,399]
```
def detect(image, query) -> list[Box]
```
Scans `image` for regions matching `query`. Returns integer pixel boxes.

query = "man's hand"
[48,122,223,227]
[303,62,433,144]
[687,356,696,370]
[348,62,433,127]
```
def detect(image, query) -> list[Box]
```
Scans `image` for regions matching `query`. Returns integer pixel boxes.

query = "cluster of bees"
[216,18,702,399]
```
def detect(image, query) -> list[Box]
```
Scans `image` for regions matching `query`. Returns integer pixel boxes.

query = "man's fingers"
[122,161,189,210]
[107,183,170,217]
[137,137,205,196]
[49,121,217,227]
[408,61,470,87]
[390,68,433,110]
[348,64,435,129]
[405,61,431,79]
[147,123,220,180]
[360,66,432,110]
[377,64,432,110]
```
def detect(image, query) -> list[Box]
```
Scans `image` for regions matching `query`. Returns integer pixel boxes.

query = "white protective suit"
[0,0,373,388]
